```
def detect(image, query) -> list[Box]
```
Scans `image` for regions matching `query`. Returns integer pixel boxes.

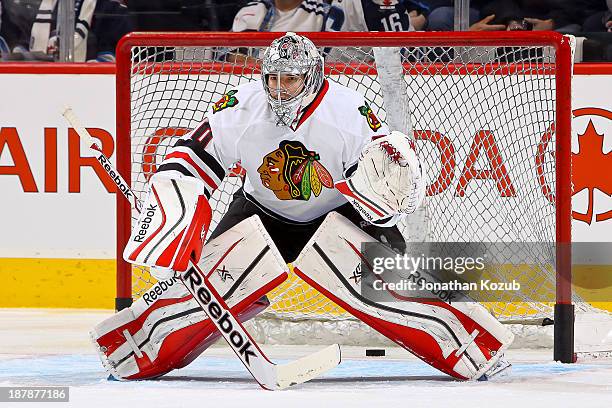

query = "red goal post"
[115,31,574,361]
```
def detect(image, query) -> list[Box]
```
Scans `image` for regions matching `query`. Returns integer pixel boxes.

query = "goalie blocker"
[123,172,212,273]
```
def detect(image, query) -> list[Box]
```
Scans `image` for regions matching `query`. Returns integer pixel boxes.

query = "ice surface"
[1,309,611,408]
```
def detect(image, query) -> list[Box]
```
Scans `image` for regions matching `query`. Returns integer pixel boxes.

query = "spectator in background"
[192,0,246,31]
[478,0,580,33]
[426,0,581,32]
[0,1,8,56]
[0,0,41,57]
[29,0,98,61]
[426,1,504,31]
[228,0,342,62]
[34,0,134,62]
[581,0,612,32]
[576,0,612,61]
[0,0,133,62]
[232,0,338,32]
[127,1,243,32]
[85,0,134,61]
[329,0,428,32]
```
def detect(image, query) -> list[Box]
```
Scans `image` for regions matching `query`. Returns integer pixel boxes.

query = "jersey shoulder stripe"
[164,149,222,190]
[173,137,226,181]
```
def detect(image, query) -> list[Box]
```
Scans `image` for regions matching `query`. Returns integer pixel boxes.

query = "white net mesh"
[120,38,591,346]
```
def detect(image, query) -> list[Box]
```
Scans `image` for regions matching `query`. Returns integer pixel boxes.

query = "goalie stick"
[62,107,341,390]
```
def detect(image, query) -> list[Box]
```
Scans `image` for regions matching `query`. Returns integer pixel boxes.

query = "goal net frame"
[114,31,574,362]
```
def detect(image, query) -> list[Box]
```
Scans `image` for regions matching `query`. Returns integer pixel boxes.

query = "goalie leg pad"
[293,212,514,380]
[92,215,288,380]
[91,291,269,380]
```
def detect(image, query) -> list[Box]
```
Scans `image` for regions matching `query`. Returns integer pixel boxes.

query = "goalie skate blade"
[273,344,341,389]
[477,359,512,381]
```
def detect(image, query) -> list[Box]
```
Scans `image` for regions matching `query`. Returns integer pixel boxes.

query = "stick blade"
[274,344,341,389]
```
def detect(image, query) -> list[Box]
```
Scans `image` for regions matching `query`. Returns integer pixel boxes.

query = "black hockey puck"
[365,349,385,357]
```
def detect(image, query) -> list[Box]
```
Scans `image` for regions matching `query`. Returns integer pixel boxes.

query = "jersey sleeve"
[156,117,237,199]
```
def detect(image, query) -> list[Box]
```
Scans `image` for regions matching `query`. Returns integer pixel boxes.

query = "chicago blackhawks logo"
[358,101,382,131]
[212,90,239,113]
[277,36,300,60]
[257,141,333,200]
[572,107,612,225]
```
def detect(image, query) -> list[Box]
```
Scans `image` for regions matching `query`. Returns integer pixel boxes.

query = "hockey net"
[116,32,610,358]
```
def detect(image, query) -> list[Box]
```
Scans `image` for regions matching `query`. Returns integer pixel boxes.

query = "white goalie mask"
[262,32,324,127]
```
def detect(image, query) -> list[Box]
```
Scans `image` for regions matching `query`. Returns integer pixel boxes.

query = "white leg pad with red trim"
[293,212,514,380]
[91,215,288,380]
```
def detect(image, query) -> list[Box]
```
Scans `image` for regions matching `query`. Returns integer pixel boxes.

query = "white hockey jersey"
[158,80,389,223]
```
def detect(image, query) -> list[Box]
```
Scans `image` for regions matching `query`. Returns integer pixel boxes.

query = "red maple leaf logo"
[572,115,612,224]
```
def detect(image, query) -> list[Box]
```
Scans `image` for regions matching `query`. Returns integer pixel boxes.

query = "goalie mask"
[262,32,324,127]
